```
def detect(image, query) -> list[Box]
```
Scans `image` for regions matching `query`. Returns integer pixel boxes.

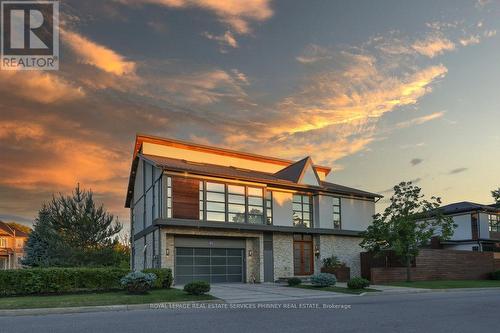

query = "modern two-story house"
[435,202,500,252]
[126,134,381,284]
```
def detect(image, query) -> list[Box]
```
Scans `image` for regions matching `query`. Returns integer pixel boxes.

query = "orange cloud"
[396,111,446,129]
[411,36,455,58]
[63,30,136,75]
[0,71,84,104]
[120,0,273,34]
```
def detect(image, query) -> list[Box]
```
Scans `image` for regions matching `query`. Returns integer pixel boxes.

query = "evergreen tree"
[23,185,125,267]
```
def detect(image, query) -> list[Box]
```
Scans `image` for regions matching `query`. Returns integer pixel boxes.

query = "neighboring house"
[126,134,381,284]
[0,221,29,270]
[435,202,500,252]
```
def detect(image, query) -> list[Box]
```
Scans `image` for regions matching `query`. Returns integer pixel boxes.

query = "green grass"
[385,280,500,289]
[291,284,380,295]
[0,289,215,310]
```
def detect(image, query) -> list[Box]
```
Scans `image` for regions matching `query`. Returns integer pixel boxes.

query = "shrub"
[120,271,156,294]
[183,281,210,295]
[287,277,302,286]
[0,267,129,296]
[310,273,336,287]
[321,255,345,269]
[143,268,173,289]
[347,277,370,289]
[491,270,500,280]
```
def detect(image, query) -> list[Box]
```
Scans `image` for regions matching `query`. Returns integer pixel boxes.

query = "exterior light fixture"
[166,248,170,256]
[248,250,253,257]
[314,246,320,257]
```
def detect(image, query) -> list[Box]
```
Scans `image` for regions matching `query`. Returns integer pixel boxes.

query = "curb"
[0,299,225,317]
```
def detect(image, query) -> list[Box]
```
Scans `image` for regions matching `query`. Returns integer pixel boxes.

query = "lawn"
[386,280,500,289]
[0,289,215,310]
[292,285,379,295]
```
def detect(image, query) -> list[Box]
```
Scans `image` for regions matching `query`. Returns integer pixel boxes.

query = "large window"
[199,181,265,224]
[333,197,341,229]
[489,214,500,232]
[293,194,312,228]
[247,187,264,224]
[205,182,226,222]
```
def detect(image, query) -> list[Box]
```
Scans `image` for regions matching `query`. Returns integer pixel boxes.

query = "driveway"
[201,283,353,303]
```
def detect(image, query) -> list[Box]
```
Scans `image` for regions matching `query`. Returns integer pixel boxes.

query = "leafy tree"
[23,185,125,267]
[492,188,500,204]
[360,181,455,281]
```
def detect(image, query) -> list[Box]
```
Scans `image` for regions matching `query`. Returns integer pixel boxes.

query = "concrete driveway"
[204,283,353,303]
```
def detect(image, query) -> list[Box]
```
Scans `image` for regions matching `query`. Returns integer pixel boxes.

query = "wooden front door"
[293,235,313,275]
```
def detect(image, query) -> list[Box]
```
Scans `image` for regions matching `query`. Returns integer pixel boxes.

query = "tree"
[360,181,455,282]
[492,188,500,204]
[23,185,125,267]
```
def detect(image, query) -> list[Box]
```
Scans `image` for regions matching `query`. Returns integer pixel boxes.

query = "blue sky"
[0,0,498,227]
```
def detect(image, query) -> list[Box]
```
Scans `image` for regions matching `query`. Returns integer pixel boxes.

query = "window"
[265,191,273,225]
[489,214,500,232]
[228,185,246,223]
[205,182,226,222]
[198,181,265,224]
[16,239,23,248]
[166,176,172,218]
[0,238,6,248]
[293,194,312,228]
[333,197,341,229]
[247,187,264,224]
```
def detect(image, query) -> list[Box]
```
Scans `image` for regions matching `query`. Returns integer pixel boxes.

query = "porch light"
[248,250,253,257]
[166,248,170,256]
[314,246,320,257]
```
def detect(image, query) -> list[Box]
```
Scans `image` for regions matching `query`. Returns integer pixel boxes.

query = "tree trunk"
[405,256,412,282]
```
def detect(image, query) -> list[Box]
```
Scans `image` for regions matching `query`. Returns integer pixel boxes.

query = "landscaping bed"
[0,288,215,310]
[385,280,500,289]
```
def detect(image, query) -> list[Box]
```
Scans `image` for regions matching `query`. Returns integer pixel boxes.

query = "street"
[2,290,499,333]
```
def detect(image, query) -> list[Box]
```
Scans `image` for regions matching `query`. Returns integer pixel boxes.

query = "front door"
[293,234,313,275]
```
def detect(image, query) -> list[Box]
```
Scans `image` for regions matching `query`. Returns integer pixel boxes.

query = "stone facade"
[319,235,362,277]
[273,233,294,280]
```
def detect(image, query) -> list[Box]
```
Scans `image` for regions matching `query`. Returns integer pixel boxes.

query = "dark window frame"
[293,193,313,228]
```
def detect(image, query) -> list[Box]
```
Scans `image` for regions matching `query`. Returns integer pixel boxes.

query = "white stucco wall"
[272,191,293,227]
[315,195,334,229]
[301,165,319,186]
[340,197,375,231]
[478,213,490,239]
[450,214,472,240]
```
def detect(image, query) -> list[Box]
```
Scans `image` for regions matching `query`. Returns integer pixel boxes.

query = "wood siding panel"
[172,177,199,220]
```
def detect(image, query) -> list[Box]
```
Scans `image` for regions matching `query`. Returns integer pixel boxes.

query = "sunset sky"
[1,0,499,231]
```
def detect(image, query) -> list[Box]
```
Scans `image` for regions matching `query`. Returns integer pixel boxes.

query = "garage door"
[175,247,244,284]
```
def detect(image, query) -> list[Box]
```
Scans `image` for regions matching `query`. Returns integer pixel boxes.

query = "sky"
[0,0,499,231]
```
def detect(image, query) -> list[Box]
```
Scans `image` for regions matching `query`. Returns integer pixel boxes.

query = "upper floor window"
[333,197,341,229]
[489,214,500,232]
[293,194,312,228]
[205,182,226,222]
[0,238,6,248]
[166,176,172,218]
[199,181,265,224]
[265,191,273,225]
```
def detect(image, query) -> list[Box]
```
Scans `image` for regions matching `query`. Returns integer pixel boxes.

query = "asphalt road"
[2,290,500,333]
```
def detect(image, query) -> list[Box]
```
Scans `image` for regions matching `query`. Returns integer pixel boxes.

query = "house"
[126,134,381,284]
[0,221,29,269]
[434,201,500,252]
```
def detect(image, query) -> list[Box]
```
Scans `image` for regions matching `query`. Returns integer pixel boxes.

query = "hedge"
[142,268,173,289]
[0,267,130,296]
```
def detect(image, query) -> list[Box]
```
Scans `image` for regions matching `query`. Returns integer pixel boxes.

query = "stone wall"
[319,235,362,278]
[370,249,500,284]
[273,233,294,280]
